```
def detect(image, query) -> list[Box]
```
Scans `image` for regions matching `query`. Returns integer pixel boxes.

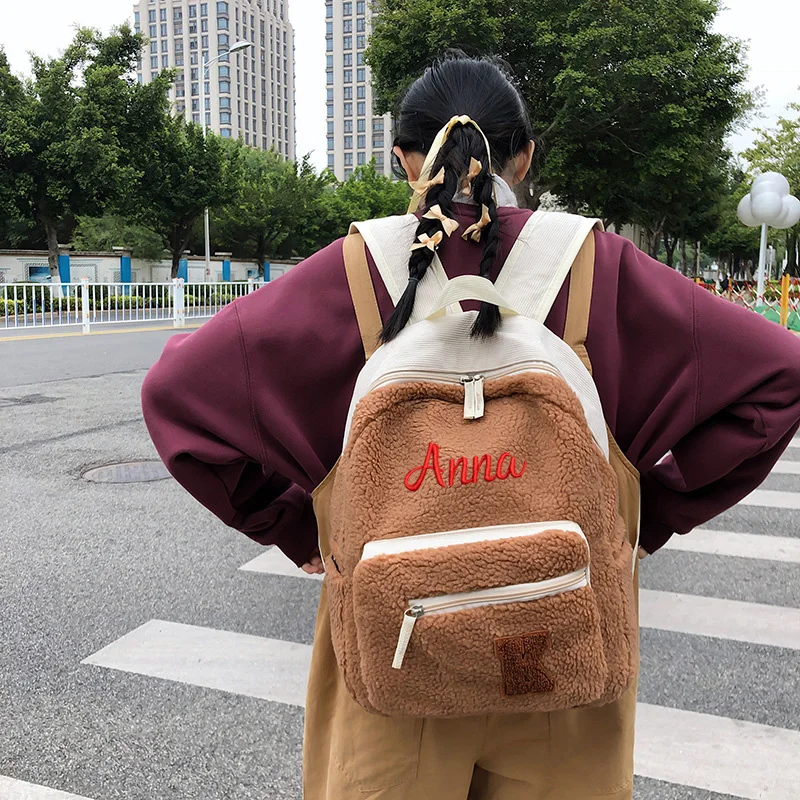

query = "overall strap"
[342,231,382,360]
[562,231,597,374]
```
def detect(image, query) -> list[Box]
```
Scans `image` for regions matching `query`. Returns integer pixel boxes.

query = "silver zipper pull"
[392,605,424,670]
[473,375,485,419]
[461,376,475,419]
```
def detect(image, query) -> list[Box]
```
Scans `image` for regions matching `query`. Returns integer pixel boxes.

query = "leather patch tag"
[494,631,555,696]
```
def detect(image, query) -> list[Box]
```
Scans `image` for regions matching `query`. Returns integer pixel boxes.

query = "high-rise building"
[133,0,295,157]
[325,0,392,180]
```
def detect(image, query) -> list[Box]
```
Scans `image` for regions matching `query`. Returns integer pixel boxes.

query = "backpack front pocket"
[351,522,608,717]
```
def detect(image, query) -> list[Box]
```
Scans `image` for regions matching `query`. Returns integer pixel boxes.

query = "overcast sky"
[1,0,798,171]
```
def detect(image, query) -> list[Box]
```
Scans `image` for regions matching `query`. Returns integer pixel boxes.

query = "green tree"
[72,214,166,261]
[0,27,145,276]
[213,144,334,270]
[318,162,411,245]
[121,113,239,278]
[368,0,749,226]
[742,106,800,275]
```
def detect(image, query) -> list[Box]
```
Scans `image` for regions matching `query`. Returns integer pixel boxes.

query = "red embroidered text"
[404,442,527,491]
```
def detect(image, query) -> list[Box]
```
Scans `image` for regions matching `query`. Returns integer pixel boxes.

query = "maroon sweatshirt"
[142,205,800,566]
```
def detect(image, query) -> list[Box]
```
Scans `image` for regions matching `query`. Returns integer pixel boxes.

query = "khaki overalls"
[304,231,641,799]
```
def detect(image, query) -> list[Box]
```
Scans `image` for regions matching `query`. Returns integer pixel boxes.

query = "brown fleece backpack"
[322,211,639,718]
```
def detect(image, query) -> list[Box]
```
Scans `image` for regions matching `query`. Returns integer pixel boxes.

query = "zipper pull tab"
[461,376,475,419]
[473,375,485,419]
[392,605,424,670]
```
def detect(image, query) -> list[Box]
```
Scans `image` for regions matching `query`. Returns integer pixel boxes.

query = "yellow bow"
[459,158,483,196]
[411,231,444,252]
[410,167,446,199]
[423,205,460,237]
[462,205,492,243]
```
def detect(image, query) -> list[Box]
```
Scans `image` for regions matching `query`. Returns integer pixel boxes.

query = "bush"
[0,298,24,315]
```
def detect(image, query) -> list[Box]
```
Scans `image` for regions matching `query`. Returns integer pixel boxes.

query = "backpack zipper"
[391,568,589,670]
[368,360,560,420]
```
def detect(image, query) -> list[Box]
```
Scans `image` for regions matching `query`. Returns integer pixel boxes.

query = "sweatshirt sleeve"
[600,237,800,553]
[141,239,365,566]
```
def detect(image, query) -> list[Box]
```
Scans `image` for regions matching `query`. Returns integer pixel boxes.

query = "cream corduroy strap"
[407,115,495,213]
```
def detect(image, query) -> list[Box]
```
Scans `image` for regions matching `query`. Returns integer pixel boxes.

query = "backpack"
[321,210,639,718]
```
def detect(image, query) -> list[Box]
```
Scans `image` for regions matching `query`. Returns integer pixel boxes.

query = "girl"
[143,55,800,799]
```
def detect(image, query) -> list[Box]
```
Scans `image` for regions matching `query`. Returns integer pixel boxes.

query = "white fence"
[0,279,263,333]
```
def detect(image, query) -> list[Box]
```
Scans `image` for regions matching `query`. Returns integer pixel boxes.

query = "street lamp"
[201,40,254,275]
[737,172,800,306]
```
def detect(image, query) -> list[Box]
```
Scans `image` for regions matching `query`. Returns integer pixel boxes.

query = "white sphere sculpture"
[738,172,800,230]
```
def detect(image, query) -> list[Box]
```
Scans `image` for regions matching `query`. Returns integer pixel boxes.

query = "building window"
[200,3,208,16]
[345,168,353,179]
[328,153,335,168]
[373,136,384,149]
[343,2,352,15]
[326,21,333,34]
[220,80,231,93]
[192,113,200,123]
[150,56,159,69]
[160,22,168,36]
[357,18,365,32]
[375,152,385,166]
[202,35,209,47]
[343,36,352,50]
[327,136,334,150]
[192,99,200,112]
[191,68,199,81]
[221,128,232,138]
[357,53,365,66]
[219,64,230,78]
[218,17,229,30]
[218,33,229,47]
[344,87,352,100]
[326,103,334,117]
[343,53,352,67]
[357,1,366,12]
[174,8,183,20]
[160,8,167,21]
[217,1,228,14]
[343,19,352,33]
[344,152,353,166]
[150,41,158,54]
[357,85,366,99]
[190,52,199,64]
[189,20,198,33]
[344,135,352,149]
[191,82,199,95]
[343,69,352,83]
[326,88,334,101]
[175,56,184,66]
[201,18,209,31]
[326,55,333,68]
[357,118,366,132]
[357,135,365,149]
[344,119,353,133]
[344,102,353,116]
[357,101,365,116]
[326,38,333,52]
[161,40,169,52]
[149,24,157,37]
[189,4,197,17]
[357,35,366,49]
[357,68,365,82]
[148,9,156,22]
[357,151,366,165]
[220,96,231,108]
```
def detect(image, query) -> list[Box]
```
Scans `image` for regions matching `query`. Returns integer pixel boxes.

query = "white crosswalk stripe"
[0,776,95,800]
[666,529,800,562]
[772,459,800,475]
[740,488,800,509]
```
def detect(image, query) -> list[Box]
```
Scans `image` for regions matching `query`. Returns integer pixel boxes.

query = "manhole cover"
[83,461,171,484]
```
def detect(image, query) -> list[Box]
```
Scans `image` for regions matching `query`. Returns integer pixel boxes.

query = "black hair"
[382,54,534,343]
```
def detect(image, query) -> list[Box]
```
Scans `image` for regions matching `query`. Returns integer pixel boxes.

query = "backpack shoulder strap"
[494,210,602,324]
[562,230,597,374]
[350,216,460,323]
[342,231,382,360]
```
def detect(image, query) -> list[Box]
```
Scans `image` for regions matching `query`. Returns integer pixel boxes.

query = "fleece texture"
[328,371,638,717]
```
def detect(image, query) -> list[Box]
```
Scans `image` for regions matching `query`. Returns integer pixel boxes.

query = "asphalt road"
[1,325,798,800]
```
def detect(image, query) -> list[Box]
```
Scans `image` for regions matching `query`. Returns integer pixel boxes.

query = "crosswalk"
[16,446,800,800]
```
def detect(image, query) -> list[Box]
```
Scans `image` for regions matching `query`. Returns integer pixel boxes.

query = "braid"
[380,136,461,343]
[470,169,502,339]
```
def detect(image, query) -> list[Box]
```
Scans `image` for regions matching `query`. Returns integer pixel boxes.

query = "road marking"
[636,703,800,800]
[639,590,800,650]
[665,529,800,563]
[240,548,323,580]
[739,489,800,509]
[82,619,800,799]
[0,323,203,342]
[82,620,312,707]
[772,460,800,475]
[0,776,95,800]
